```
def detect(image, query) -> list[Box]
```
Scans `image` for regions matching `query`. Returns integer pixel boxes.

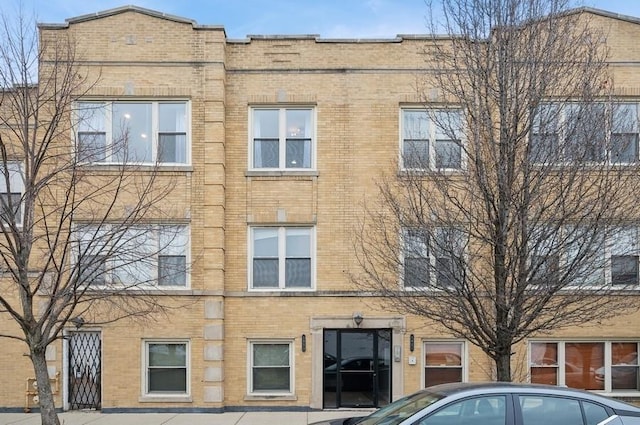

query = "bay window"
[250,226,314,290]
[401,109,463,170]
[251,107,314,170]
[75,101,189,165]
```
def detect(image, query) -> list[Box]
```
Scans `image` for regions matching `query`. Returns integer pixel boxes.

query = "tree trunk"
[495,351,512,382]
[31,347,61,425]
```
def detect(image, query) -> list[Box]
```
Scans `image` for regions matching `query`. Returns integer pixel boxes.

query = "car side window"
[520,396,582,425]
[415,395,506,425]
[583,401,609,425]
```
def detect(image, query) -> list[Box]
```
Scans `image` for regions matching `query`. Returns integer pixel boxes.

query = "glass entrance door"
[323,329,391,408]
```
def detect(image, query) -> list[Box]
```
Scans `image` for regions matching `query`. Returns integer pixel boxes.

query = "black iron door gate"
[68,331,101,410]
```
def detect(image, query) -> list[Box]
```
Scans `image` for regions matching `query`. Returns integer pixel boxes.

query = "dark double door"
[323,329,391,408]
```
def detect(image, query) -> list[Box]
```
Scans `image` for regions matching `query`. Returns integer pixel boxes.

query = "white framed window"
[75,224,189,288]
[528,225,562,286]
[250,107,315,170]
[74,101,189,165]
[0,162,24,225]
[530,341,639,393]
[564,226,639,288]
[144,340,189,396]
[401,109,463,170]
[424,341,466,387]
[249,226,314,290]
[402,227,465,289]
[530,102,639,164]
[248,340,293,395]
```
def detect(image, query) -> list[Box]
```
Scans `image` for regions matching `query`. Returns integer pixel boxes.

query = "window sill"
[248,288,316,294]
[79,164,193,172]
[244,394,297,401]
[398,168,465,175]
[84,286,192,294]
[595,390,640,396]
[246,170,318,177]
[139,395,192,403]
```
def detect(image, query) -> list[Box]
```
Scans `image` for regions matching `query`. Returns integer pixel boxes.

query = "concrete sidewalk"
[0,410,369,425]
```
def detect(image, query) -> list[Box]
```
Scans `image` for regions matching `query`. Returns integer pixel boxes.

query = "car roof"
[420,382,640,412]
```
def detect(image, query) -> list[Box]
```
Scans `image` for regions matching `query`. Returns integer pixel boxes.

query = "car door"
[517,394,612,425]
[413,394,511,425]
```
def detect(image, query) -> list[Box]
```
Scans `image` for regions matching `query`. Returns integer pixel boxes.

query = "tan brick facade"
[1,5,640,413]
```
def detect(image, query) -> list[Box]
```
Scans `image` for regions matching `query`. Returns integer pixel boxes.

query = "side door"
[67,331,101,410]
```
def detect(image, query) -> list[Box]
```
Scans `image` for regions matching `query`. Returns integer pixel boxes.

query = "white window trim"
[0,161,24,228]
[249,106,317,171]
[248,226,316,292]
[247,339,295,397]
[141,339,191,400]
[531,102,640,165]
[400,108,466,172]
[74,100,191,166]
[422,340,468,387]
[561,226,640,289]
[400,227,465,290]
[73,224,191,290]
[528,340,640,396]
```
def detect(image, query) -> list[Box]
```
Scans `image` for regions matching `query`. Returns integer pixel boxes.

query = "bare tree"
[0,10,183,425]
[355,0,640,382]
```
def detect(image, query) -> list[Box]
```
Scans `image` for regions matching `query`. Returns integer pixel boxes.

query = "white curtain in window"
[566,226,605,286]
[159,103,187,164]
[159,226,188,256]
[0,162,23,193]
[302,110,312,167]
[112,227,155,284]
[404,111,429,140]
[609,227,639,257]
[612,104,638,133]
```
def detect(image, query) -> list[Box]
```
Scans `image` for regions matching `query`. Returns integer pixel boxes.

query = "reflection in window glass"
[565,343,604,390]
[251,342,291,392]
[611,343,639,390]
[424,342,463,387]
[520,396,582,425]
[583,401,609,425]
[113,103,152,163]
[251,227,313,289]
[417,396,506,425]
[530,342,558,385]
[147,342,187,393]
[530,341,640,391]
[75,101,189,164]
[252,108,313,169]
[401,109,463,170]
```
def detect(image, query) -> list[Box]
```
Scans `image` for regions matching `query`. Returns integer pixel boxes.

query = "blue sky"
[2,0,640,39]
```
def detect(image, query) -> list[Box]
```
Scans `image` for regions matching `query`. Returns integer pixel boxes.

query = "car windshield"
[356,390,444,425]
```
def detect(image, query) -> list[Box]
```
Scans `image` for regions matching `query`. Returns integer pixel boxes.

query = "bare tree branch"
[354,0,640,382]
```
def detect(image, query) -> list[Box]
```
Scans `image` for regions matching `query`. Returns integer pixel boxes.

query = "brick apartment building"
[1,4,640,413]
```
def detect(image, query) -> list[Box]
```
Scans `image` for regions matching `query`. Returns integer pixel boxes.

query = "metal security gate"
[68,331,101,410]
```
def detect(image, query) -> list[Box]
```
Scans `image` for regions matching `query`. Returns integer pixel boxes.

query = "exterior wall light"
[353,312,363,327]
